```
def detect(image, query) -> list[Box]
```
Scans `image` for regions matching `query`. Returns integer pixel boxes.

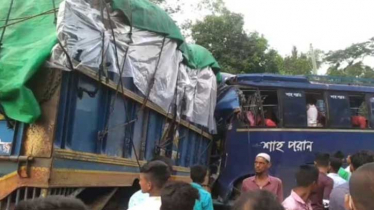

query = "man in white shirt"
[128,160,171,210]
[307,98,318,127]
[128,156,174,209]
[328,157,346,188]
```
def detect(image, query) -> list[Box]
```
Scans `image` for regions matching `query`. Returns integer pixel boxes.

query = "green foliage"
[280,46,313,75]
[191,10,281,74]
[325,38,374,78]
[149,0,182,16]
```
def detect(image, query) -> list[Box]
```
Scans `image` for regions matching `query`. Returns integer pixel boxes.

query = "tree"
[149,0,183,17]
[325,38,374,78]
[280,46,313,75]
[191,9,282,74]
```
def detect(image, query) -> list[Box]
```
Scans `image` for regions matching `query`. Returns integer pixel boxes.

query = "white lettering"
[330,95,346,100]
[260,140,314,153]
[288,140,313,152]
[261,141,285,153]
[285,93,302,98]
[0,139,12,154]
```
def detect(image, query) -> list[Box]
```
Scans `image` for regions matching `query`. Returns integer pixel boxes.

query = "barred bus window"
[368,97,374,129]
[306,92,326,127]
[238,89,279,128]
[349,95,368,129]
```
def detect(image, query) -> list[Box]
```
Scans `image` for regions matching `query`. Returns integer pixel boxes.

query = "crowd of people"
[13,150,374,210]
[239,151,374,210]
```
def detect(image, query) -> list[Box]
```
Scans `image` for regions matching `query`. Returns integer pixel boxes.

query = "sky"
[223,0,374,56]
[174,0,374,73]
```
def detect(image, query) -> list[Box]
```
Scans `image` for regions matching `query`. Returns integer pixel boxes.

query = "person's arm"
[241,180,248,192]
[323,179,334,200]
[277,180,284,202]
[203,194,214,210]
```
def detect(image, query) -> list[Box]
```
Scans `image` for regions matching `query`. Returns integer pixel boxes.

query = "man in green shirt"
[334,151,351,181]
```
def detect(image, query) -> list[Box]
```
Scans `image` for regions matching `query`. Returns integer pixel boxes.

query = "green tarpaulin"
[112,0,184,43]
[183,44,221,71]
[0,0,60,123]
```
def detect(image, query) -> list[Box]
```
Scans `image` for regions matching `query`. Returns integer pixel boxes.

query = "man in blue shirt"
[190,165,214,210]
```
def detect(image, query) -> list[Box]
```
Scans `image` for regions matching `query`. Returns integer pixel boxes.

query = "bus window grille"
[15,189,20,205]
[24,187,28,201]
[5,194,11,210]
[32,188,37,199]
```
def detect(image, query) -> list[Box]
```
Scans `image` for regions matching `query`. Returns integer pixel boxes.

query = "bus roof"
[233,74,374,93]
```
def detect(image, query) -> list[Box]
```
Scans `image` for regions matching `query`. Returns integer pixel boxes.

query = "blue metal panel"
[198,138,210,166]
[179,127,189,167]
[104,93,127,157]
[123,101,137,159]
[145,111,164,161]
[107,75,139,159]
[193,135,202,165]
[217,123,374,201]
[67,75,107,153]
[55,73,72,148]
[0,122,24,156]
[11,123,24,156]
[188,131,197,167]
[56,73,108,154]
[131,105,145,160]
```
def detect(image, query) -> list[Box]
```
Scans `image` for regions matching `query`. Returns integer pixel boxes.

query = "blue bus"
[213,74,374,204]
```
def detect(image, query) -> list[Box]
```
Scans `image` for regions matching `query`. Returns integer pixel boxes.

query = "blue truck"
[0,0,217,209]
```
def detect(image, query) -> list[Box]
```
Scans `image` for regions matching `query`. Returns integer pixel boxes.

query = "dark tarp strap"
[0,0,14,50]
[140,36,167,111]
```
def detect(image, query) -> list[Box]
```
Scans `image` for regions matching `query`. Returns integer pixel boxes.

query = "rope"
[0,0,14,49]
[0,9,58,30]
[51,0,57,24]
[140,36,166,111]
[99,0,132,136]
[102,0,142,169]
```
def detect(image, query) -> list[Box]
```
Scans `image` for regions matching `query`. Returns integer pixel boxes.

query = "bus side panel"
[217,128,374,201]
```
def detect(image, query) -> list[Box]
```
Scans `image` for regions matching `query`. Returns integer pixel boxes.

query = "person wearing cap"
[241,153,283,202]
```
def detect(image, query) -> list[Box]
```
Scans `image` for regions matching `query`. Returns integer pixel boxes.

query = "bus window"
[306,93,326,127]
[367,96,374,128]
[327,93,351,128]
[349,95,368,129]
[239,89,279,128]
[262,90,279,127]
[281,90,307,128]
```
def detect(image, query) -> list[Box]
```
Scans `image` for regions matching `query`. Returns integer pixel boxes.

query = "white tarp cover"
[184,67,217,133]
[51,0,216,132]
[51,0,182,113]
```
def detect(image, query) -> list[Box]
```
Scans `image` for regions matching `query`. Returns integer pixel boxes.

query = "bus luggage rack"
[307,75,374,87]
[0,187,83,210]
